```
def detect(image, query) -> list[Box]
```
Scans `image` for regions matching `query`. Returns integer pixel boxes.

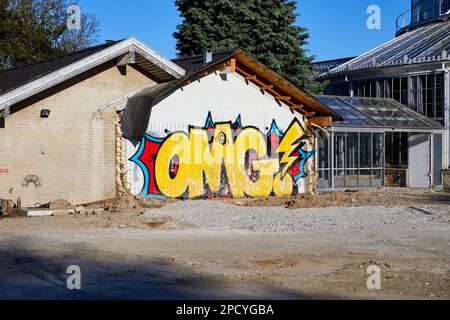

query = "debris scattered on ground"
[48,199,73,210]
[145,198,449,233]
[234,189,450,210]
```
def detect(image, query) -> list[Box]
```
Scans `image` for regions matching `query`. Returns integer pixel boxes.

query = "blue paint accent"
[144,134,164,144]
[130,134,164,197]
[205,112,215,128]
[293,149,316,182]
[139,193,167,200]
[267,120,283,137]
[234,115,243,129]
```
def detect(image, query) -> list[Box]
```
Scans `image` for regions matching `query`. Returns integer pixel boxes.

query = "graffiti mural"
[130,113,315,199]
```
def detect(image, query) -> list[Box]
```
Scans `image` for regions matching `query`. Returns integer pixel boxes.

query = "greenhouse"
[316,96,445,189]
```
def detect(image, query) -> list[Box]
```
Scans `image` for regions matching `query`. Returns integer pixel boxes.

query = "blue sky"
[78,0,410,61]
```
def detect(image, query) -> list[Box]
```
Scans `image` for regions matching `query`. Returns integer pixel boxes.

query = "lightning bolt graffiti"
[276,120,305,177]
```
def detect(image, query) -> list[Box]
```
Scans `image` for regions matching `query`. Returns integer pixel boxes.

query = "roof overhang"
[120,50,342,142]
[0,37,185,111]
[176,49,341,122]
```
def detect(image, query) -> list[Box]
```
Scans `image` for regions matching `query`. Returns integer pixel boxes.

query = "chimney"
[204,50,213,64]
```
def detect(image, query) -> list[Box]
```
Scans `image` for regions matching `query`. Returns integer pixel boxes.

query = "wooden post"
[230,59,236,73]
[17,197,22,209]
[5,200,11,214]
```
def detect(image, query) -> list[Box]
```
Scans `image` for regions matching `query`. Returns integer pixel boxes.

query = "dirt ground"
[0,189,449,300]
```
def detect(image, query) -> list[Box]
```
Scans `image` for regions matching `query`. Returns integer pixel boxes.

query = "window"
[426,75,434,117]
[334,133,346,188]
[385,132,408,168]
[352,74,444,124]
[326,82,350,96]
[418,75,426,115]
[384,79,392,98]
[370,80,377,97]
[410,76,418,113]
[346,133,359,187]
[334,133,346,169]
[360,133,371,168]
[0,117,4,129]
[409,74,444,123]
[401,77,408,105]
[435,74,443,119]
[364,81,371,97]
[376,80,384,98]
[353,81,364,97]
[327,132,385,188]
[318,133,331,189]
[393,77,400,102]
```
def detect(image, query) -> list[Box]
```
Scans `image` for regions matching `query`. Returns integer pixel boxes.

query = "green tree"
[0,0,99,70]
[174,0,322,93]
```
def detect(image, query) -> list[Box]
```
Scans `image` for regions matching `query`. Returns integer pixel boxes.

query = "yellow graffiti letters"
[154,132,191,198]
[150,117,308,199]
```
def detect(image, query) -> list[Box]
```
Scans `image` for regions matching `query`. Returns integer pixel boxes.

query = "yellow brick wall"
[0,64,154,207]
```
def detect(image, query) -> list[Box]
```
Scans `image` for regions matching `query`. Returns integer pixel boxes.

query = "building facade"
[120,49,339,199]
[315,0,449,189]
[0,40,337,207]
[0,38,185,207]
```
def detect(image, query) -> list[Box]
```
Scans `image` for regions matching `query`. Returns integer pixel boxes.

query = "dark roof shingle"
[0,41,121,95]
[172,49,238,74]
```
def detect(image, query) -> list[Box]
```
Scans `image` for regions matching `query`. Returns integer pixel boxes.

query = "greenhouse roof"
[316,95,445,130]
[317,20,450,78]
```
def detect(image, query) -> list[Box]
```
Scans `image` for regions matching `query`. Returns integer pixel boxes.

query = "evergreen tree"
[0,0,99,70]
[174,0,322,93]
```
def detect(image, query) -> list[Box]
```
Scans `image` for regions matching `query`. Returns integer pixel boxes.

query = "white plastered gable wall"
[126,70,314,196]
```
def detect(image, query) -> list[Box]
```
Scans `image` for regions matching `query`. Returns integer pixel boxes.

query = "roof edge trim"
[0,37,185,110]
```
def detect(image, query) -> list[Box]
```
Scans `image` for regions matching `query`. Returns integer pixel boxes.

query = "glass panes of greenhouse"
[341,97,428,128]
[318,133,331,189]
[316,96,370,126]
[316,96,443,129]
[319,132,385,189]
[342,74,445,124]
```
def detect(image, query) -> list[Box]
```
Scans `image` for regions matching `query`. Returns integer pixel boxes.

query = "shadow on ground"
[0,238,336,300]
[412,192,450,205]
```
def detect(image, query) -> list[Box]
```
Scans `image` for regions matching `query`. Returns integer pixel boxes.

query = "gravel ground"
[145,201,450,233]
[1,190,449,300]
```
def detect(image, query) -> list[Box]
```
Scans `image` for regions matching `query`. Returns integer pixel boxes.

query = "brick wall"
[0,64,154,207]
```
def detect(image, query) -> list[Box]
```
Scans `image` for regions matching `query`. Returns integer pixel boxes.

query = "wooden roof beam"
[290,104,304,110]
[275,96,291,101]
[261,84,274,91]
[234,60,327,120]
[308,116,332,127]
[303,110,316,117]
[235,65,284,98]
